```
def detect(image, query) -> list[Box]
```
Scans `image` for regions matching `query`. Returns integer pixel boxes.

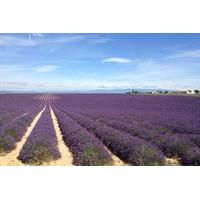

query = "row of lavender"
[0,95,44,155]
[53,106,113,165]
[75,109,200,165]
[18,105,60,164]
[0,95,44,127]
[55,94,200,135]
[54,94,200,165]
[54,104,165,165]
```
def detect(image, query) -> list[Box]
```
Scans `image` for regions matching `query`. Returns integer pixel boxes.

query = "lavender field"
[0,94,200,166]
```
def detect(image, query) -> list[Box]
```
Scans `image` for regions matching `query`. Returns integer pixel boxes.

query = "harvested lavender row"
[56,106,165,166]
[53,106,113,166]
[18,106,61,164]
[0,111,40,155]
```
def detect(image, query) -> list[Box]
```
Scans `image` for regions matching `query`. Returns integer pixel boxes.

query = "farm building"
[186,90,196,94]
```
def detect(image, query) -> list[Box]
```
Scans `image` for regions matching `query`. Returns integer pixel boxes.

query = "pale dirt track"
[0,107,46,166]
[102,146,126,166]
[166,158,180,166]
[110,153,126,166]
[43,107,73,166]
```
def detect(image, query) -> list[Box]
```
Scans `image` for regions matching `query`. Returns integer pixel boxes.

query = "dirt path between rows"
[43,107,73,166]
[166,158,180,166]
[111,154,126,166]
[102,146,126,166]
[0,106,46,166]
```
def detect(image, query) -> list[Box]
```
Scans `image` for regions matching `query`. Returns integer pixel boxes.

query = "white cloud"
[34,65,59,73]
[0,34,84,47]
[0,36,39,46]
[0,34,111,47]
[32,33,44,38]
[102,57,132,63]
[169,49,200,59]
[0,64,27,71]
[88,35,111,44]
[93,37,111,44]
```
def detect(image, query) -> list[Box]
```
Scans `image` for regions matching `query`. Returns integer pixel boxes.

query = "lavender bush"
[181,147,200,165]
[18,106,61,165]
[53,106,113,165]
[56,107,165,166]
[53,94,200,165]
[0,113,38,155]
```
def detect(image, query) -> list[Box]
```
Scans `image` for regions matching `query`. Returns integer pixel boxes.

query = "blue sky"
[0,33,200,92]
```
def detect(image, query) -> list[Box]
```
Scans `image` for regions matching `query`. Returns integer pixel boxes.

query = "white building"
[186,90,196,94]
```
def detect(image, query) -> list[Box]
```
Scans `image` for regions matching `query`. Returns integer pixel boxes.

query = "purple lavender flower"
[18,106,61,165]
[53,106,113,166]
